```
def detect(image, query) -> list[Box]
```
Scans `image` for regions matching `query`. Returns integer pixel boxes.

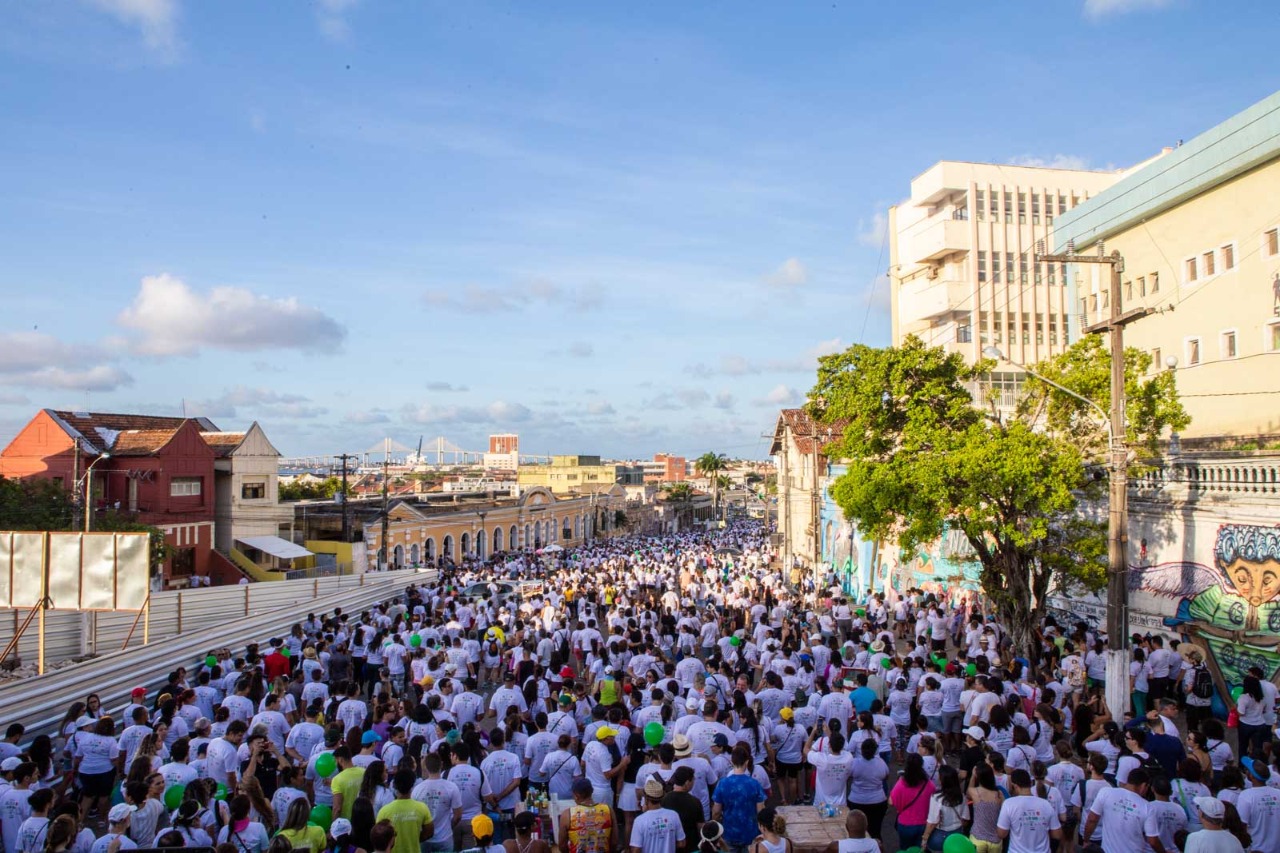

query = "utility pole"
[1039,240,1148,720]
[380,439,390,571]
[335,453,357,543]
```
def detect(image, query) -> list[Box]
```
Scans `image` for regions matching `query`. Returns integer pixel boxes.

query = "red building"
[650,453,687,483]
[489,434,519,454]
[0,410,219,585]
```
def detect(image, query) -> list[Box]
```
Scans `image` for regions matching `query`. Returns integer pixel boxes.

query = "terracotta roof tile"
[200,432,246,457]
[110,429,179,456]
[50,410,219,453]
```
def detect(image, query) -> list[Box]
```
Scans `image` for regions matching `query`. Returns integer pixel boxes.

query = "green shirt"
[277,825,327,853]
[331,767,366,819]
[377,798,433,853]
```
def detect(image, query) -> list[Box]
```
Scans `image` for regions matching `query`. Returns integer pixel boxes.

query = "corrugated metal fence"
[0,572,413,670]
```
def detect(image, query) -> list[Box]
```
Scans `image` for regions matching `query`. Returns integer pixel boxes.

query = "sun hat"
[108,804,136,823]
[0,758,20,771]
[870,640,885,652]
[672,735,693,758]
[643,778,666,800]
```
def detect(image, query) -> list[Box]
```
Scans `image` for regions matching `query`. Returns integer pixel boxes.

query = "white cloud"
[316,0,360,41]
[1083,0,1174,18]
[193,386,328,420]
[401,400,532,425]
[586,401,616,416]
[84,0,179,57]
[759,384,800,406]
[857,210,888,248]
[1008,154,1092,170]
[765,258,808,289]
[0,331,132,391]
[713,391,735,411]
[348,410,390,425]
[425,381,469,393]
[117,274,346,356]
[424,279,601,313]
[487,401,532,423]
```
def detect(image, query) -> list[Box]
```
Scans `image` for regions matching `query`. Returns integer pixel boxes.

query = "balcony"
[905,217,969,264]
[897,278,971,327]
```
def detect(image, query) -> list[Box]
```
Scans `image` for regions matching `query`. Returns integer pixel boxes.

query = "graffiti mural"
[889,527,983,593]
[1128,523,1280,703]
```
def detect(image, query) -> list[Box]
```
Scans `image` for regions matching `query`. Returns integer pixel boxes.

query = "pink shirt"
[889,779,936,826]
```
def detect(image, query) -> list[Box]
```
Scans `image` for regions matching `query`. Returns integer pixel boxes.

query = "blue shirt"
[851,687,877,714]
[712,772,765,845]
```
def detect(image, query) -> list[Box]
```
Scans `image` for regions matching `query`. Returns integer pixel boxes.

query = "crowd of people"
[0,519,1276,853]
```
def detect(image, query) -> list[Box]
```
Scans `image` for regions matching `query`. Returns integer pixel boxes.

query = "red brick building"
[489,434,519,454]
[646,453,687,484]
[0,410,219,585]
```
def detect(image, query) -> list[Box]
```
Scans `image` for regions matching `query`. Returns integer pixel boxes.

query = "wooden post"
[313,579,319,599]
[244,585,250,616]
[143,596,150,645]
[177,592,183,634]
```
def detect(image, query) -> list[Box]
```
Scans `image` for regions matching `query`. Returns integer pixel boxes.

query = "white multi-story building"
[889,161,1122,404]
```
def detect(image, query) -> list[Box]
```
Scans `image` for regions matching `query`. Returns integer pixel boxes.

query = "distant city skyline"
[0,1,1273,459]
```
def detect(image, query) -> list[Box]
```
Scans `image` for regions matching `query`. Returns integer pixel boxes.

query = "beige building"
[1053,91,1280,443]
[202,423,297,564]
[517,455,622,494]
[770,409,835,575]
[889,161,1121,404]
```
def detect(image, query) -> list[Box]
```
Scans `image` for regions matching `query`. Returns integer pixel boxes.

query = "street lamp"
[81,453,111,533]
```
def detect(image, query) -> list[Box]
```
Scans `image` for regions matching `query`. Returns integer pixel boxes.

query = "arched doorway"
[561,517,571,540]
[443,535,454,561]
[461,532,471,557]
[376,547,386,568]
[533,524,542,549]
[392,544,404,569]
[409,543,420,565]
[425,538,436,562]
[510,525,518,551]
[476,530,487,560]
[493,527,503,552]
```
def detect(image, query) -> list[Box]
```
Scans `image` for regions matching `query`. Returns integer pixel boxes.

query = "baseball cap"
[596,726,618,740]
[712,733,730,748]
[361,731,382,745]
[965,726,986,742]
[1193,796,1224,821]
[685,697,701,711]
[560,666,575,679]
[108,804,136,823]
[559,694,573,706]
[779,707,794,721]
[130,687,147,698]
[330,818,353,838]
[471,814,495,838]
[0,757,20,771]
[75,715,95,729]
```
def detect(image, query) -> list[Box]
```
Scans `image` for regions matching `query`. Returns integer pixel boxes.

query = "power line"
[858,211,890,344]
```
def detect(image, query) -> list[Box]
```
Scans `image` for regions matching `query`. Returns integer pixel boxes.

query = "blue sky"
[0,0,1274,460]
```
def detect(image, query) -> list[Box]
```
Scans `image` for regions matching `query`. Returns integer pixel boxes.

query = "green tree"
[279,476,349,501]
[694,452,728,522]
[0,477,76,531]
[809,335,1188,655]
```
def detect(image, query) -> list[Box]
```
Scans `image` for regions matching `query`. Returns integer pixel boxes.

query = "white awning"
[237,536,313,560]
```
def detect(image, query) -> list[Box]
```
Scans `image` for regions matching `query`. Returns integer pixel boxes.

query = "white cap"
[108,804,136,823]
[0,757,21,771]
[965,726,986,742]
[330,818,353,837]
[75,715,95,729]
[1194,796,1225,821]
[686,696,700,711]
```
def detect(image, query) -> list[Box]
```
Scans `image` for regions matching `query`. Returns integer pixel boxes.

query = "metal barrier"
[0,569,437,744]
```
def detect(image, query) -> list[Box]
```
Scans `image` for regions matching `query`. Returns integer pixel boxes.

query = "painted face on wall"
[1221,556,1280,607]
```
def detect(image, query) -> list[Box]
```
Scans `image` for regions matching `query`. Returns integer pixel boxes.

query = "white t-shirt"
[1236,785,1280,853]
[1183,828,1245,853]
[629,807,685,853]
[1089,786,1150,853]
[217,821,270,853]
[996,794,1061,853]
[837,840,882,853]
[807,750,853,808]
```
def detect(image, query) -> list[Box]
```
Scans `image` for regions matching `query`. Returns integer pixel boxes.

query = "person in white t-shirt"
[1082,768,1151,853]
[997,769,1062,853]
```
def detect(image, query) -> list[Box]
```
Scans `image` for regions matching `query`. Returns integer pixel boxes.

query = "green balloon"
[205,655,217,668]
[409,634,422,647]
[855,608,866,618]
[315,752,337,778]
[880,658,892,669]
[214,783,228,801]
[644,722,665,747]
[309,805,333,830]
[1231,686,1244,701]
[900,848,922,853]
[943,833,977,853]
[729,636,741,647]
[280,647,291,658]
[965,663,977,676]
[164,785,184,811]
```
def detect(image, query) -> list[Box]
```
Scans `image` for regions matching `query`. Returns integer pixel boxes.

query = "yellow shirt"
[377,798,433,853]
[566,802,612,853]
[278,825,327,853]
[331,766,366,819]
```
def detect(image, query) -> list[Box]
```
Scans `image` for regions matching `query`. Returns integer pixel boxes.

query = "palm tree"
[695,452,729,525]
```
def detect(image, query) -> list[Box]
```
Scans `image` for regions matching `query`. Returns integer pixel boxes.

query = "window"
[241,482,266,500]
[171,477,202,497]
[1125,280,1133,301]
[1006,252,1015,279]
[1018,193,1027,224]
[1058,195,1067,214]
[1269,321,1280,352]
[1265,228,1279,257]
[956,322,972,343]
[1004,192,1013,224]
[1022,312,1031,345]
[975,191,985,221]
[1202,251,1215,277]
[977,250,987,282]
[1137,276,1146,297]
[1221,330,1237,359]
[1020,255,1028,284]
[1186,338,1201,366]
[1150,271,1160,293]
[1049,315,1059,345]
[1036,315,1044,345]
[1031,194,1041,225]
[1150,348,1161,373]
[1185,257,1198,283]
[1221,244,1235,270]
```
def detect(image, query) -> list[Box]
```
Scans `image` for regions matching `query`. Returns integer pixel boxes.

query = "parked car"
[460,581,516,604]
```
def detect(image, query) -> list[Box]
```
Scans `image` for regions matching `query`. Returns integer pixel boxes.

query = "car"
[460,581,517,604]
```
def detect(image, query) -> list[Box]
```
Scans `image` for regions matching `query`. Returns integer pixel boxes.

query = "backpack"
[1192,666,1214,700]
[1139,753,1167,794]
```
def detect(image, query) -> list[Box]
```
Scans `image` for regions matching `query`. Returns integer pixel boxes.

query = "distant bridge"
[279,436,551,472]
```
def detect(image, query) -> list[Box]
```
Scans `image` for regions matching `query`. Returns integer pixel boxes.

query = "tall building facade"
[1053,91,1280,443]
[889,161,1121,402]
[489,434,519,454]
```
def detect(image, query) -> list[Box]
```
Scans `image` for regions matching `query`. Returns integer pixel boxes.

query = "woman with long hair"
[216,793,270,853]
[171,799,215,847]
[72,716,118,824]
[847,738,889,842]
[966,762,1005,853]
[277,797,326,853]
[42,815,78,853]
[1234,675,1268,756]
[348,797,376,853]
[240,775,277,833]
[890,753,936,850]
[922,765,969,853]
[749,807,790,853]
[1082,721,1123,781]
[357,761,394,814]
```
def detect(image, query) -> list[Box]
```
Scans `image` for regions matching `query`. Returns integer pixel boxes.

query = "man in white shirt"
[1184,796,1245,853]
[479,730,522,818]
[630,778,685,853]
[1237,760,1280,853]
[1083,768,1151,853]
[204,721,247,791]
[997,769,1062,853]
